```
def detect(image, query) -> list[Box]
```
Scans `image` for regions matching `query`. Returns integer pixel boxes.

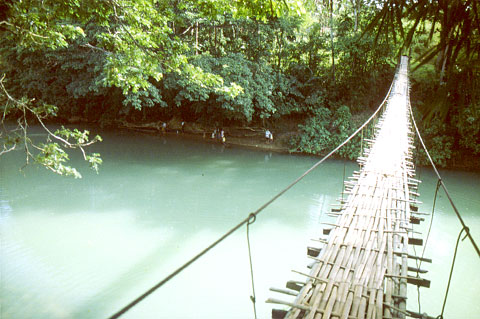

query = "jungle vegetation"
[1,0,479,175]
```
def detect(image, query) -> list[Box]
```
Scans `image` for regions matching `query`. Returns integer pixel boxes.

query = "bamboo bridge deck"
[267,56,431,319]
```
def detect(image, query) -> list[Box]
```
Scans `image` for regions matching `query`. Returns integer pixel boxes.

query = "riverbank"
[163,130,291,154]
[116,118,295,154]
[116,120,480,172]
[34,115,480,172]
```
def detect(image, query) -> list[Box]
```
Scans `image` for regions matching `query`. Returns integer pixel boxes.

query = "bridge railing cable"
[406,69,479,318]
[106,73,397,319]
[406,86,480,258]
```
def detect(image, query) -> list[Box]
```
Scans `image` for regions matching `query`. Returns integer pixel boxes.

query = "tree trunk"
[439,43,449,84]
[439,28,453,84]
[354,0,358,31]
[330,0,336,84]
[354,6,358,31]
[278,29,284,69]
[214,25,217,57]
[195,21,199,55]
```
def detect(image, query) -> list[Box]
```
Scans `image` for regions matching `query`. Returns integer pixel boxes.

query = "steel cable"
[406,85,480,258]
[437,226,469,319]
[246,213,258,319]
[107,75,396,319]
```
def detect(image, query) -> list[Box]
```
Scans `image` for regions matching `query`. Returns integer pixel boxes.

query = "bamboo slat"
[279,56,426,319]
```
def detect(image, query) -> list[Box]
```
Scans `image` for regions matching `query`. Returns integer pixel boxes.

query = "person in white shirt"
[265,129,273,144]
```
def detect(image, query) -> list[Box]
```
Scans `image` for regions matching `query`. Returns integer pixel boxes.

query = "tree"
[1,0,174,176]
[3,0,474,169]
[365,0,480,118]
[0,0,248,176]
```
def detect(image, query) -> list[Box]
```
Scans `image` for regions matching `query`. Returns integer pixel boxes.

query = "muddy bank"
[66,117,480,171]
[120,119,294,154]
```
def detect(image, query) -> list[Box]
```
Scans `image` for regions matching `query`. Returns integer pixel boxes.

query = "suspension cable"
[246,213,258,319]
[407,96,480,258]
[414,178,441,314]
[420,179,442,267]
[403,58,479,319]
[107,78,396,319]
[438,226,468,319]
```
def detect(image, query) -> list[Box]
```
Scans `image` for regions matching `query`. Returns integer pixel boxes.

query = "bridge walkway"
[268,56,431,319]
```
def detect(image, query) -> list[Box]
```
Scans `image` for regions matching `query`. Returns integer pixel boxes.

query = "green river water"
[1,127,479,319]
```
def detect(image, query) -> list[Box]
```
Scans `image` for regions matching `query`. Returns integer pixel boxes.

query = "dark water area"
[1,127,479,318]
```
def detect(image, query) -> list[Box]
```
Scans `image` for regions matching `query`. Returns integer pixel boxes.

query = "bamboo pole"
[281,57,418,319]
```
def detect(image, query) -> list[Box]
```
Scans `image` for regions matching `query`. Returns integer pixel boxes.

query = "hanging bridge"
[108,56,479,319]
[266,56,431,319]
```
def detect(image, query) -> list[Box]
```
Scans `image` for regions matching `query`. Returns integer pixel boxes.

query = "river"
[1,127,479,319]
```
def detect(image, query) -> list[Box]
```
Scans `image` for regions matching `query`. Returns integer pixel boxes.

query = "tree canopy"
[1,0,479,173]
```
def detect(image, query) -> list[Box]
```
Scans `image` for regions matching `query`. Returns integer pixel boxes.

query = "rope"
[360,127,364,158]
[107,214,250,319]
[415,178,441,314]
[407,84,480,258]
[420,179,441,267]
[341,161,346,202]
[107,76,396,319]
[107,95,392,318]
[437,226,468,319]
[405,65,478,318]
[246,213,257,319]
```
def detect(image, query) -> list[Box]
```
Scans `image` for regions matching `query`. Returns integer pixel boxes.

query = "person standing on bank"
[220,129,226,144]
[265,129,273,144]
[161,122,166,134]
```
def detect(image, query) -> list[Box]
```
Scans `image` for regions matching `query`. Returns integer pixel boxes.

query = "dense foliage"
[369,0,480,167]
[1,0,479,173]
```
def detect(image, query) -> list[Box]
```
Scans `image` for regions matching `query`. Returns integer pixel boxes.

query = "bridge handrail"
[106,67,398,319]
[406,79,480,258]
